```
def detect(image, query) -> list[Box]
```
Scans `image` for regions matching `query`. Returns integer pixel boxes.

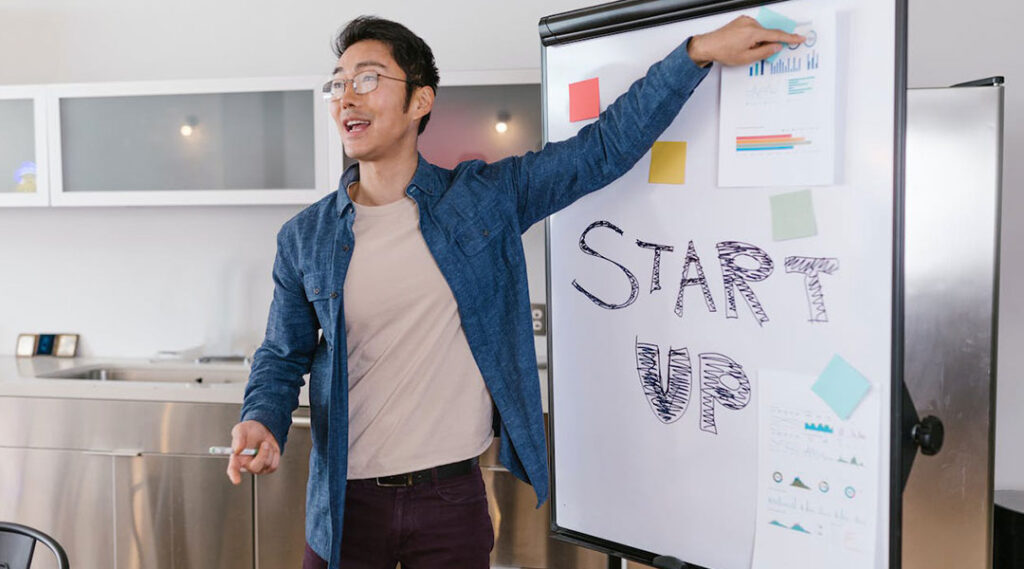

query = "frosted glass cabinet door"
[0,87,49,207]
[49,77,334,206]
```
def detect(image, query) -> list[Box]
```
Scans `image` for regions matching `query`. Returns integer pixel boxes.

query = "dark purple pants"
[302,464,494,569]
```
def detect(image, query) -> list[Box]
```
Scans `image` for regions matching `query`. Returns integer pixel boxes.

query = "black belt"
[371,457,478,488]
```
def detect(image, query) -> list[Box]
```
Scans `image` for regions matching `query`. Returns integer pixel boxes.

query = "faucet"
[195,355,252,366]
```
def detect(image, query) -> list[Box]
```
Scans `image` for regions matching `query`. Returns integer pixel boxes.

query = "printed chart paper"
[718,10,837,187]
[757,6,799,63]
[753,369,879,569]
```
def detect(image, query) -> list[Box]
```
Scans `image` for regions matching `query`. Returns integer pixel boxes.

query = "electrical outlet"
[531,303,547,336]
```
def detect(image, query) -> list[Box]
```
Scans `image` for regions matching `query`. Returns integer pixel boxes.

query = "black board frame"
[539,0,909,567]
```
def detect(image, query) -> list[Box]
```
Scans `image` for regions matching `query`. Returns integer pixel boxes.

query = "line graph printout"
[718,10,837,187]
[753,369,879,569]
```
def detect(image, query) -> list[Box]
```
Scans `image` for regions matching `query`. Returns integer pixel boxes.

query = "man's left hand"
[688,16,805,68]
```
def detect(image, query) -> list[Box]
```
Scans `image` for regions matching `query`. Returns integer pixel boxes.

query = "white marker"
[209,446,257,456]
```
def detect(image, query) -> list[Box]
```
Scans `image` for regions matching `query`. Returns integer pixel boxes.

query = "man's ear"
[412,85,435,121]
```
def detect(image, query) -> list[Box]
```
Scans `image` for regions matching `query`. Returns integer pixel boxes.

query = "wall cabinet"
[0,86,49,207]
[0,77,342,207]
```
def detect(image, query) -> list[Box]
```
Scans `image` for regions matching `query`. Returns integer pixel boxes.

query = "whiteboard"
[543,1,904,568]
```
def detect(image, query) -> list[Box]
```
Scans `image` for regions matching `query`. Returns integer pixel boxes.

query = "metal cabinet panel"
[255,416,312,569]
[902,85,1003,568]
[113,454,254,569]
[0,398,242,455]
[0,447,114,569]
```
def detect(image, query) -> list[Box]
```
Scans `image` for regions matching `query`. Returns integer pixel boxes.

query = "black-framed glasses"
[321,71,417,100]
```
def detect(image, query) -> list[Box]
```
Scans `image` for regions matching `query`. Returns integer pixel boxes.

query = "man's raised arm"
[502,16,803,230]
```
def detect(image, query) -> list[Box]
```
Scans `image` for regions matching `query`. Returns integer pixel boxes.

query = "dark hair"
[333,16,440,135]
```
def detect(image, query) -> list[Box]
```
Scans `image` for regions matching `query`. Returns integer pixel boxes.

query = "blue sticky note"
[757,7,798,63]
[812,356,871,420]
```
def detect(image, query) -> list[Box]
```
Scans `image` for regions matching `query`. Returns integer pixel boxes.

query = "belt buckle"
[376,473,414,488]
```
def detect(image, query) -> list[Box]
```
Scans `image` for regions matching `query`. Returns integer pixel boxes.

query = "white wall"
[0,205,303,357]
[0,0,1020,489]
[0,0,583,84]
[0,0,591,361]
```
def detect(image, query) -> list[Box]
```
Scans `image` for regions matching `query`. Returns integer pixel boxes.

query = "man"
[226,14,801,569]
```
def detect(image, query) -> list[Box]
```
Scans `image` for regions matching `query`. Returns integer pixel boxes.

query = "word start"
[571,220,841,325]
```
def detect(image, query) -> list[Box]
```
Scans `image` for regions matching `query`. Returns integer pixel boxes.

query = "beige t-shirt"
[344,194,494,479]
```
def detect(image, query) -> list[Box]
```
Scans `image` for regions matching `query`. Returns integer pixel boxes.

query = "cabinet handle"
[84,449,143,457]
[291,415,311,429]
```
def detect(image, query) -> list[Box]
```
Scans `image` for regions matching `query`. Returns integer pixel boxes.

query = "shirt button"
[330,292,339,299]
[482,229,490,237]
[313,288,320,295]
[342,244,350,252]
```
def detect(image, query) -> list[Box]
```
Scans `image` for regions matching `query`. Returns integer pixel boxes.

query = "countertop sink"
[38,364,249,384]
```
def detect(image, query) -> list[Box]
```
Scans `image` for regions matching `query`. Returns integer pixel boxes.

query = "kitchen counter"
[0,355,548,411]
[0,355,310,405]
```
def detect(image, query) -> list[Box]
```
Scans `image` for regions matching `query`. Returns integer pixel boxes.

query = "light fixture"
[495,111,510,134]
[180,115,199,137]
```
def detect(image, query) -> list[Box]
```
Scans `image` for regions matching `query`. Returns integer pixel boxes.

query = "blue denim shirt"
[240,39,708,567]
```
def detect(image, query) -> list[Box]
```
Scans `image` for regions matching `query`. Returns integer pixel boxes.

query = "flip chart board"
[540,1,906,567]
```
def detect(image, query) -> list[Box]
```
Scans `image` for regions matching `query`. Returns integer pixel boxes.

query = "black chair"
[0,522,69,569]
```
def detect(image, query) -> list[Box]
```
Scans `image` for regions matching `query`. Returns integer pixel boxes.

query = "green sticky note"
[812,355,871,420]
[770,189,817,241]
[757,7,798,63]
[649,141,687,185]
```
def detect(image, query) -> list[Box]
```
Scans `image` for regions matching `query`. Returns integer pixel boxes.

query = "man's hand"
[226,420,281,485]
[688,16,805,68]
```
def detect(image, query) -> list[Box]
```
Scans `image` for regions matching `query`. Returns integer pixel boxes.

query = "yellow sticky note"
[649,141,687,184]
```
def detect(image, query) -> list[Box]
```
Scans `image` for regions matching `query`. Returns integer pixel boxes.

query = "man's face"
[329,39,427,162]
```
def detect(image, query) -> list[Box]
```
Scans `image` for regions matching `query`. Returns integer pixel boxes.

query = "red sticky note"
[569,77,600,122]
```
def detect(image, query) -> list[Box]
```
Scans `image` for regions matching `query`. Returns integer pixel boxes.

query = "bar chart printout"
[752,370,880,569]
[718,8,837,187]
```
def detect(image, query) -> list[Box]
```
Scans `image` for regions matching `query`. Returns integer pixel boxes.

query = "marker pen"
[209,446,258,456]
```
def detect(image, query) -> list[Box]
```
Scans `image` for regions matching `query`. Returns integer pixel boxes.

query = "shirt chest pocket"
[452,199,505,256]
[303,273,336,338]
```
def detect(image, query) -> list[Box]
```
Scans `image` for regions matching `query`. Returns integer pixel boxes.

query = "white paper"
[718,10,837,187]
[752,369,879,569]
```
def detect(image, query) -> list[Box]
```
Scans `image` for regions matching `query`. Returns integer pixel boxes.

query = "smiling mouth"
[344,119,371,133]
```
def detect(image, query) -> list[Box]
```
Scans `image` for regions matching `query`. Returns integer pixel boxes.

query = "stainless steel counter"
[0,355,264,404]
[0,364,606,568]
[0,397,260,569]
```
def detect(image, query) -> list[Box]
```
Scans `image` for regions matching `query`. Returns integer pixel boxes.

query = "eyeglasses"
[321,71,417,101]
